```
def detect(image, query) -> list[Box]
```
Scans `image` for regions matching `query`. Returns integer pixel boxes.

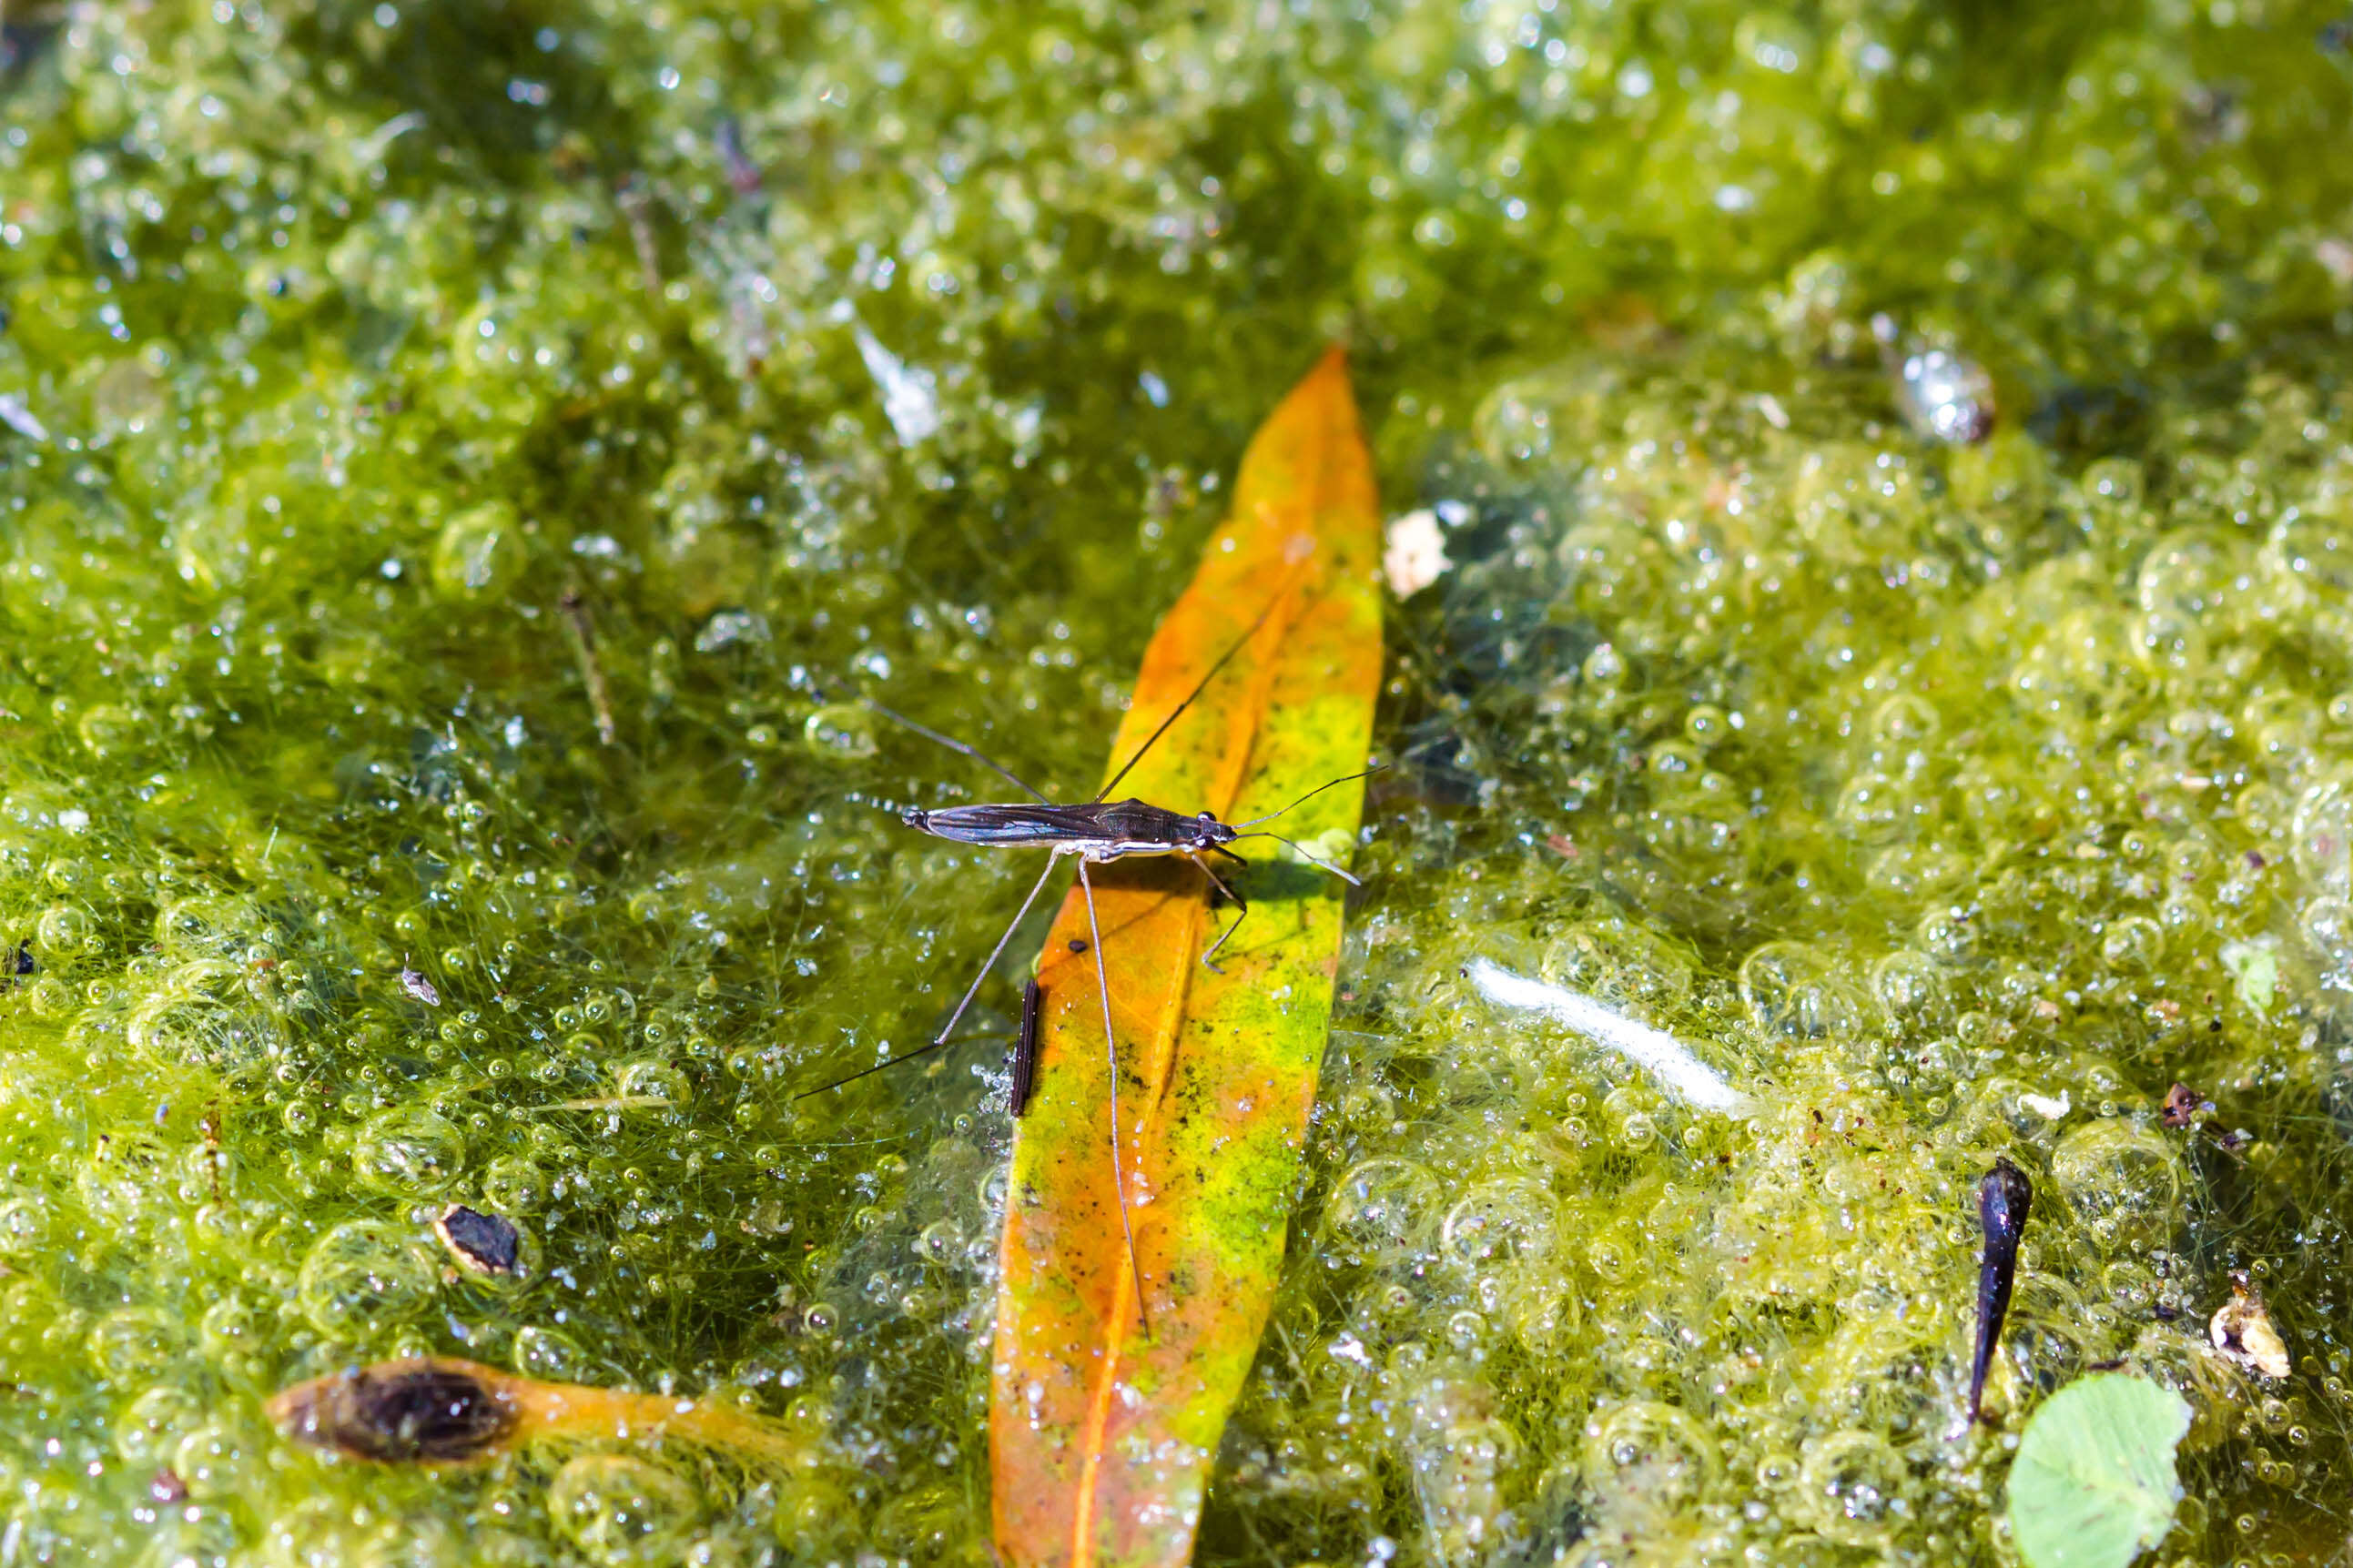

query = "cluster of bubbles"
[1199,329,2353,1563]
[0,0,2347,1564]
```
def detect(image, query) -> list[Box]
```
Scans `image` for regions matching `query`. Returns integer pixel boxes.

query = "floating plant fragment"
[1465,958,1751,1114]
[2006,1373,2190,1568]
[2218,938,2278,1014]
[2209,1273,2290,1379]
[1965,1157,2032,1427]
[269,1358,804,1468]
[852,320,942,446]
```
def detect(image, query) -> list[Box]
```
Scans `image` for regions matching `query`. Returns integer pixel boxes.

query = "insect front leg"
[1191,850,1251,974]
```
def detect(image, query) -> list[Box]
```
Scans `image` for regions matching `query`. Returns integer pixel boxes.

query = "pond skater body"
[902,798,1245,863]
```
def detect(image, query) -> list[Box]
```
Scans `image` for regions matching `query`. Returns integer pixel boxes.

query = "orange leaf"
[989,349,1384,1567]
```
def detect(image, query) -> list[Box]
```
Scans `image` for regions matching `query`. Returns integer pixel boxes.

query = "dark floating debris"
[433,1204,523,1278]
[1871,313,1995,445]
[271,1359,520,1464]
[399,958,440,1007]
[1966,1156,2034,1426]
[1009,978,1042,1118]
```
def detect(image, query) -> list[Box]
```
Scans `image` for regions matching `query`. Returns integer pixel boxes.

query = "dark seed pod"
[1966,1157,2034,1425]
[269,1359,518,1464]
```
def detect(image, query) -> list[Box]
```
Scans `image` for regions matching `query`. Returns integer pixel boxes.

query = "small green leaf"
[2219,938,2277,1014]
[2008,1373,2192,1568]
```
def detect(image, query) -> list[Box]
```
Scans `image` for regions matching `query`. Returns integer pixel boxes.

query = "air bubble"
[1739,941,1865,1038]
[1869,949,1946,1027]
[298,1220,438,1339]
[114,1384,203,1463]
[1796,1430,1906,1546]
[545,1457,701,1561]
[513,1323,594,1381]
[351,1106,466,1195]
[1584,1401,1719,1510]
[614,1060,689,1106]
[431,501,528,599]
[1439,1179,1557,1269]
[2050,1119,2182,1251]
[1324,1158,1442,1262]
[804,703,879,760]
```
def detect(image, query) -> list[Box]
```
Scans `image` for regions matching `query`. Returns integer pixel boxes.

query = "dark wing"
[917,803,1122,846]
[1090,799,1199,842]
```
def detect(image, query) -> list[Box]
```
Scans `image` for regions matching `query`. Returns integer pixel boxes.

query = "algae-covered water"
[4,2,2353,1564]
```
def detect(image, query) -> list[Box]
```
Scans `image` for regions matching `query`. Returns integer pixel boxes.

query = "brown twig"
[269,1357,805,1469]
[615,178,664,296]
[559,584,618,747]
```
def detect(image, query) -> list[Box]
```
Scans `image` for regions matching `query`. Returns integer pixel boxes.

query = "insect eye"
[1199,811,1220,824]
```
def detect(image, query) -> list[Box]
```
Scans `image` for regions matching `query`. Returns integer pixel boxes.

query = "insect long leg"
[793,854,1063,1101]
[863,700,1053,805]
[1190,853,1250,974]
[1078,859,1151,1340]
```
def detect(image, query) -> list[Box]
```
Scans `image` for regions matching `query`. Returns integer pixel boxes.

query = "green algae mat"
[5,4,2353,1565]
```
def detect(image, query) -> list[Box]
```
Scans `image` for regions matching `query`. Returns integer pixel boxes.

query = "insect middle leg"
[1076,857,1151,1340]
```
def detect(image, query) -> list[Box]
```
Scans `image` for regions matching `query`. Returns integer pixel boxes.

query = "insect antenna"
[1228,831,1363,886]
[861,700,1052,804]
[1092,566,1311,804]
[1228,764,1385,828]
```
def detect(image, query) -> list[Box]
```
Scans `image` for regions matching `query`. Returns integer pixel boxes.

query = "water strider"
[796,588,1374,1335]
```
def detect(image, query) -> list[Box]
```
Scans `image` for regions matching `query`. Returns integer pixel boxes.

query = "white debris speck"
[401,964,441,1007]
[56,808,88,834]
[1138,369,1171,407]
[1466,957,1751,1114]
[1383,508,1452,598]
[852,322,941,445]
[571,533,623,559]
[1755,392,1791,430]
[1434,499,1473,528]
[2018,1089,2071,1120]
[503,714,528,748]
[0,396,48,443]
